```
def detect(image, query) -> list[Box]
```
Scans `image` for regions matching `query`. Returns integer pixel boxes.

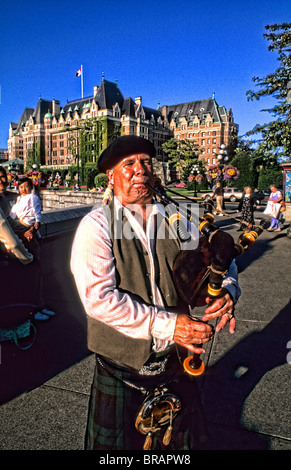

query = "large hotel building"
[7,77,238,175]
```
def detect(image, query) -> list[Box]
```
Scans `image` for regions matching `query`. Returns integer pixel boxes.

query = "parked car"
[254,189,270,204]
[255,189,283,204]
[202,187,243,202]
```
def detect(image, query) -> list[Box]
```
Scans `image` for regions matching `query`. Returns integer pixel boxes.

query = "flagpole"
[81,65,83,99]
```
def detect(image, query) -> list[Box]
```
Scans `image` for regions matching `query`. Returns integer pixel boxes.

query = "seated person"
[10,177,42,258]
[0,168,54,320]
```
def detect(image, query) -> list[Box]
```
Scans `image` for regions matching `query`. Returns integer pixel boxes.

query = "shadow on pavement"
[0,230,90,404]
[197,301,291,449]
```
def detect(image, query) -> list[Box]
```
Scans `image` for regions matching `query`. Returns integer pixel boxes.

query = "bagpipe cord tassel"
[143,414,153,450]
[162,408,173,446]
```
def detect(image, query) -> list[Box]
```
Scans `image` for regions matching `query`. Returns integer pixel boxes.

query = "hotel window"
[202,139,205,145]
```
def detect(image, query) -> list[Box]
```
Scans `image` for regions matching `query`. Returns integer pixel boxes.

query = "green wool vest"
[87,201,184,370]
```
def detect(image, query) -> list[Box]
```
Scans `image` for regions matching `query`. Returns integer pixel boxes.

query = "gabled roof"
[14,108,34,133]
[62,97,93,115]
[32,99,53,124]
[164,98,221,123]
[94,79,124,110]
[122,97,136,117]
[143,106,161,121]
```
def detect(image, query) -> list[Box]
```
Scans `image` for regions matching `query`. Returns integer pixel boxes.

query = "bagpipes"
[101,178,271,450]
[146,179,271,376]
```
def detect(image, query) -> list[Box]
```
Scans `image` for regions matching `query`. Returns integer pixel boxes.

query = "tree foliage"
[230,138,283,189]
[230,150,257,190]
[94,172,108,189]
[257,166,283,189]
[246,23,291,160]
[162,138,204,182]
[25,140,41,172]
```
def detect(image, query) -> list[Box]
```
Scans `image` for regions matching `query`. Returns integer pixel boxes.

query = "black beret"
[98,135,156,172]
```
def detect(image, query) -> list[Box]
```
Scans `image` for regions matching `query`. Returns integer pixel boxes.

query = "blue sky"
[1,0,290,149]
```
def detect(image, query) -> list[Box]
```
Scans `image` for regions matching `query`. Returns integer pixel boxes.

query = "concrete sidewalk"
[0,209,290,450]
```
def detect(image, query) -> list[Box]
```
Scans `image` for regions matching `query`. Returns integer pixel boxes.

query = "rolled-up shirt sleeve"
[70,208,177,344]
[222,259,241,303]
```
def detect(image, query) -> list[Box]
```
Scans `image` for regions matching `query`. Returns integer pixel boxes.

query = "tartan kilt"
[85,353,208,451]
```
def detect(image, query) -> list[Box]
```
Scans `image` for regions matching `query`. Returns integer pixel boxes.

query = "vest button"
[143,251,148,256]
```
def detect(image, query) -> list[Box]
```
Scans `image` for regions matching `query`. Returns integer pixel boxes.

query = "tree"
[257,166,283,189]
[162,138,203,182]
[94,173,108,189]
[246,23,291,160]
[25,140,41,172]
[230,149,258,189]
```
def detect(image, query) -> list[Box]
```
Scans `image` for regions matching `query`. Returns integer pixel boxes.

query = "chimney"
[52,100,60,115]
[135,96,142,106]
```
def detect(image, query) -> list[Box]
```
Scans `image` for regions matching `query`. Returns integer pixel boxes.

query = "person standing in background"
[236,186,260,231]
[212,182,224,216]
[265,184,283,232]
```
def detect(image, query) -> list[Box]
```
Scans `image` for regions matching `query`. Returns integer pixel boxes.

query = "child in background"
[10,177,55,321]
[10,177,42,243]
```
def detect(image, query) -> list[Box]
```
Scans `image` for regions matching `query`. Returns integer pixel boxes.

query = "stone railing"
[40,189,103,211]
[40,204,101,238]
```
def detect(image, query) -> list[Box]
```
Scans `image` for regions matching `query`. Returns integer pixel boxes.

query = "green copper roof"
[44,110,52,118]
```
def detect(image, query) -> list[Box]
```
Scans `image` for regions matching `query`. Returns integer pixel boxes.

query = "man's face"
[107,153,154,206]
[0,171,8,194]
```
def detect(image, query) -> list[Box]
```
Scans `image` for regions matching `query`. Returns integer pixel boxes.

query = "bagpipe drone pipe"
[147,179,271,376]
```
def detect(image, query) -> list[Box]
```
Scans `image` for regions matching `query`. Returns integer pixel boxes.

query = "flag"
[76,66,82,77]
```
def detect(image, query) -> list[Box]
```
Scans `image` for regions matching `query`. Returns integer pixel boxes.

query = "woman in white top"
[267,184,283,231]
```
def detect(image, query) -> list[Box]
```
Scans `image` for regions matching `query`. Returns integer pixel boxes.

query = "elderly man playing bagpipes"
[71,135,241,451]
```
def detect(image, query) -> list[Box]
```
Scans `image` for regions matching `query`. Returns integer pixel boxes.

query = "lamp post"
[217,144,228,183]
[217,143,229,209]
[76,133,80,188]
[191,164,199,197]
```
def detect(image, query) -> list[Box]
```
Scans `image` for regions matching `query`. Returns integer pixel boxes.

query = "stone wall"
[40,204,100,238]
[40,190,103,211]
